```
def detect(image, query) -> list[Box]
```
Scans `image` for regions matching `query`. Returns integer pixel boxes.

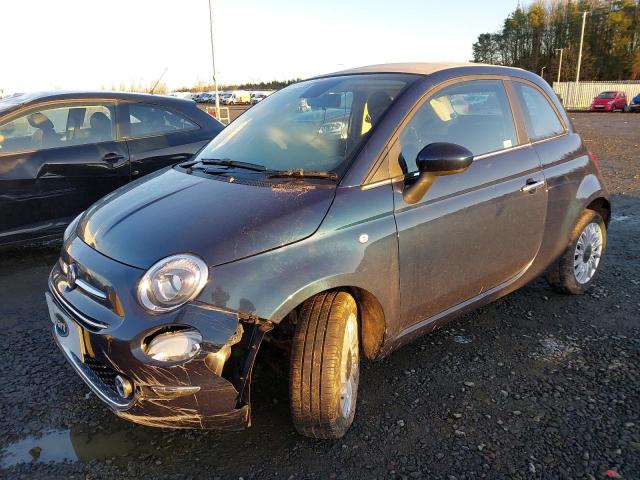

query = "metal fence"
[552,81,640,110]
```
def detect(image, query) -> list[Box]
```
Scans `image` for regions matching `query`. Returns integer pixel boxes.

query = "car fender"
[196,184,401,335]
[576,172,610,219]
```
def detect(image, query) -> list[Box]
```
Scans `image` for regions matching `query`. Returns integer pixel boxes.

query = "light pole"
[576,11,588,83]
[208,0,220,118]
[554,48,564,83]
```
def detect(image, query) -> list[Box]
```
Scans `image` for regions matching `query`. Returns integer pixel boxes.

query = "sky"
[0,0,518,93]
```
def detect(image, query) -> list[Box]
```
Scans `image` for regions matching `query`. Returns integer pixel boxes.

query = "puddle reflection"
[1,425,160,467]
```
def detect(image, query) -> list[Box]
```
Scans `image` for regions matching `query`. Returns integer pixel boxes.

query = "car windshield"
[193,74,418,176]
[597,92,616,99]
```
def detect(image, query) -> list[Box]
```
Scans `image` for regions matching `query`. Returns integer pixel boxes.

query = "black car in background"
[0,92,224,246]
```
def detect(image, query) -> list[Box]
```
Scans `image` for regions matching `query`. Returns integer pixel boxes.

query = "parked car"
[222,90,251,105]
[48,63,609,439]
[628,93,640,112]
[251,93,268,105]
[0,91,224,246]
[589,90,627,111]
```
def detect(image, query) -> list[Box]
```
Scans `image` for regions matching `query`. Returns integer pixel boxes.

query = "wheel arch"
[586,196,611,226]
[273,284,388,361]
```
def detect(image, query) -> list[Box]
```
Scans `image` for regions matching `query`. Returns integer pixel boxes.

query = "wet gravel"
[0,112,638,479]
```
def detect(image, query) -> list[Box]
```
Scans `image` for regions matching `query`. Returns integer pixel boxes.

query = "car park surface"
[0,108,638,478]
[0,92,224,246]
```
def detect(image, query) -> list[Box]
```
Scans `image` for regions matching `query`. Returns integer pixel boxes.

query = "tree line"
[472,0,640,81]
[177,78,303,93]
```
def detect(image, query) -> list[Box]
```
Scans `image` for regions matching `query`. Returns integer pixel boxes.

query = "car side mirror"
[403,142,474,204]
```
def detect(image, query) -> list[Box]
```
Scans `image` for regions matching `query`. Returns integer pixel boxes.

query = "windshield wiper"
[266,169,338,181]
[180,158,267,172]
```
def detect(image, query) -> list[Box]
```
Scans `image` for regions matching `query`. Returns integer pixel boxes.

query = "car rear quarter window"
[513,83,565,142]
[125,104,198,138]
[398,79,517,173]
[0,103,115,154]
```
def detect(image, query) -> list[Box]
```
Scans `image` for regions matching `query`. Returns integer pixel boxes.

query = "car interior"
[399,82,517,174]
[0,105,116,153]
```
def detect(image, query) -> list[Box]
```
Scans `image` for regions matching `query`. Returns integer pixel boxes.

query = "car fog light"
[145,329,202,362]
[115,375,134,399]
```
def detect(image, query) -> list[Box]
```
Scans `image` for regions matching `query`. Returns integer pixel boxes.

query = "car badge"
[53,313,68,336]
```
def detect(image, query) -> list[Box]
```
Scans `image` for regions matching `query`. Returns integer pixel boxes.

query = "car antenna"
[150,67,168,94]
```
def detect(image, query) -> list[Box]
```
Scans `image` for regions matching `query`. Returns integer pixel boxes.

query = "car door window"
[0,103,115,154]
[126,104,198,138]
[512,83,565,142]
[398,80,517,174]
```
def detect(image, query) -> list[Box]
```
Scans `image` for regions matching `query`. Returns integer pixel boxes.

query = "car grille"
[84,356,120,398]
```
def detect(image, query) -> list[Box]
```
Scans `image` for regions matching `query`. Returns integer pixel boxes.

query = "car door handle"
[521,179,545,193]
[103,153,125,164]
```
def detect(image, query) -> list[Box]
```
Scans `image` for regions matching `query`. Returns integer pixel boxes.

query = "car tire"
[545,209,606,295]
[290,290,359,439]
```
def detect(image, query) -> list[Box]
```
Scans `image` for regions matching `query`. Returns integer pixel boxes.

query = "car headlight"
[137,254,209,313]
[63,212,83,242]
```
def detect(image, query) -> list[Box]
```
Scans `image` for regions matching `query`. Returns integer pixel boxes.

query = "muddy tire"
[290,291,359,439]
[545,210,606,294]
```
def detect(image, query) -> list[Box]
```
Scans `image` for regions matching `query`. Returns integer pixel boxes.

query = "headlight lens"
[145,329,202,362]
[137,254,208,312]
[63,212,83,242]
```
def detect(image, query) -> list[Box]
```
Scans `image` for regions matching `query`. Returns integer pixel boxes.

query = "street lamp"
[554,48,564,83]
[576,11,588,83]
[540,66,546,78]
[208,0,220,118]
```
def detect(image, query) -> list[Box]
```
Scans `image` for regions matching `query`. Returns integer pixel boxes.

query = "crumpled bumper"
[47,237,270,430]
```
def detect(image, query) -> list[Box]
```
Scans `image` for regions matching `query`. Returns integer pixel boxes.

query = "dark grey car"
[47,63,609,439]
[0,91,223,246]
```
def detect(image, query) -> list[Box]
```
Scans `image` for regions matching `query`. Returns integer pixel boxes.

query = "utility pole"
[554,48,564,83]
[576,11,588,83]
[208,0,220,118]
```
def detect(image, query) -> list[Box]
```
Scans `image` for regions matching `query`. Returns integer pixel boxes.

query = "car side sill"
[396,259,533,340]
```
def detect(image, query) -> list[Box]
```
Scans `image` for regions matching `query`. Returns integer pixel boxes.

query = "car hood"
[78,168,337,269]
[592,98,614,104]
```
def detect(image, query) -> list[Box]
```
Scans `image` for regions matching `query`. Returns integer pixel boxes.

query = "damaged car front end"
[48,231,272,429]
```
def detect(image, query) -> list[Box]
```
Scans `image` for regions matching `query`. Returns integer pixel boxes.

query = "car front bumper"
[590,104,614,111]
[47,237,269,429]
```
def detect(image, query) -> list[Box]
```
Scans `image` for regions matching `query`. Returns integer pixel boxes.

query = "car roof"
[314,62,525,78]
[0,90,196,113]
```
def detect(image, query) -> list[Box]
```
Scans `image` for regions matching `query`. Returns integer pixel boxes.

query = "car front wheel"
[546,209,606,294]
[290,291,359,439]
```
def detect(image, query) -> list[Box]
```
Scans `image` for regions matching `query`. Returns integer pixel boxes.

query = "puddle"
[1,426,162,467]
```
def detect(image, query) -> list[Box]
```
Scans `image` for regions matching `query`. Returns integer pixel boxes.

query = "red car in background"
[590,91,628,111]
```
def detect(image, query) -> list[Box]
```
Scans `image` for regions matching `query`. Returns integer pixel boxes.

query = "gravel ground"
[0,112,638,479]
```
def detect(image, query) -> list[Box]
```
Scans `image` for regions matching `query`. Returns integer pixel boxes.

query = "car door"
[0,101,129,243]
[619,92,627,109]
[391,78,547,331]
[119,102,211,180]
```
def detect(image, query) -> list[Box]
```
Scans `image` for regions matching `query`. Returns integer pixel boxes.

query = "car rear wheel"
[290,291,359,439]
[545,209,606,294]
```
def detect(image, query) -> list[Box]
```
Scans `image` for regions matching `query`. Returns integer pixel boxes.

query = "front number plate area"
[46,292,85,363]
